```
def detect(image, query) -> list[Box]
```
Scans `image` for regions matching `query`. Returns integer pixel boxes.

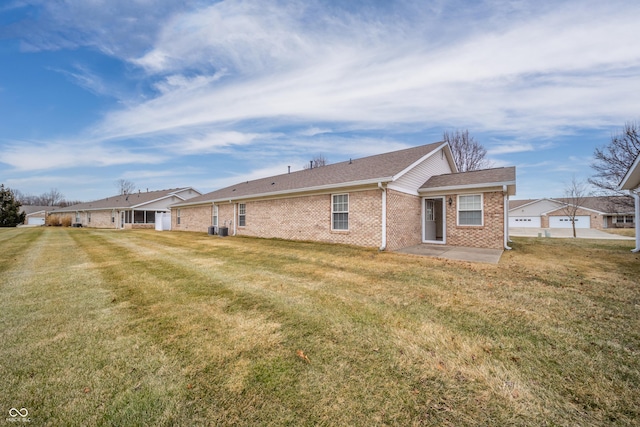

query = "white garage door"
[549,216,591,228]
[509,216,541,228]
[27,217,45,225]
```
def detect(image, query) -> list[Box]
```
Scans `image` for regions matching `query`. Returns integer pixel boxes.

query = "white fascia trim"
[619,153,640,190]
[173,177,393,207]
[419,181,515,194]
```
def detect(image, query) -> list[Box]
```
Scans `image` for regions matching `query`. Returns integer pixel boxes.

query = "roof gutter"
[172,177,394,208]
[503,185,512,250]
[419,180,516,194]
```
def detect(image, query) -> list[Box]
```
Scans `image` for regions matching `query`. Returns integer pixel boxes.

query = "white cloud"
[82,0,640,144]
[0,138,167,172]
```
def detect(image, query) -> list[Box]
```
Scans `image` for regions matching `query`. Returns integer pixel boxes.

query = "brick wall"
[47,210,117,228]
[230,190,382,247]
[85,210,117,228]
[173,205,212,232]
[446,191,505,249]
[386,189,422,251]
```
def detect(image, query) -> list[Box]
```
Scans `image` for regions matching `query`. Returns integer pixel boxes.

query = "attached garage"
[27,216,45,226]
[509,216,541,228]
[549,215,591,228]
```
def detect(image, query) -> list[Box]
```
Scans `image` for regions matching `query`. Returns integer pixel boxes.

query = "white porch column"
[633,190,640,253]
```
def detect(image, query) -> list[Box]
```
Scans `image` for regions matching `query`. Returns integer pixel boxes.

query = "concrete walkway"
[396,244,504,264]
[509,227,634,240]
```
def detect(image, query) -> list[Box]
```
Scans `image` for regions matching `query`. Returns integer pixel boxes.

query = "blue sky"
[1,0,639,202]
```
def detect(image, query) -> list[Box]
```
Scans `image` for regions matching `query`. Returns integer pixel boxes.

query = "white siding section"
[131,196,175,211]
[389,149,453,195]
[173,188,200,201]
[510,199,563,216]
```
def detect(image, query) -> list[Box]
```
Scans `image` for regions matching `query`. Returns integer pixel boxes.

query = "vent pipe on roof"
[310,160,313,169]
[288,166,291,174]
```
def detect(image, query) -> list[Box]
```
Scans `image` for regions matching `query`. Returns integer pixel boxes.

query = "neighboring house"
[49,188,201,229]
[509,196,635,230]
[618,153,640,252]
[171,142,516,251]
[21,205,57,226]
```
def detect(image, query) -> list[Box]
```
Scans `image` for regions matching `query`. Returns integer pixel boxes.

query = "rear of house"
[48,188,201,229]
[171,142,516,251]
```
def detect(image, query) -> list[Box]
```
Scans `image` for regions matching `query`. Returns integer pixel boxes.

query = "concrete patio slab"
[396,244,504,264]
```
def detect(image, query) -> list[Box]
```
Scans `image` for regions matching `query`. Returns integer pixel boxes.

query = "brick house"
[509,196,635,230]
[171,142,516,251]
[48,187,201,229]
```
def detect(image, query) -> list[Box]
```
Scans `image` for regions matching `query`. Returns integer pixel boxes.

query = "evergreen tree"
[0,184,26,227]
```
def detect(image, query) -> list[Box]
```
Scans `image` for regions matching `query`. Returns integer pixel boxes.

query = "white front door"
[423,198,445,243]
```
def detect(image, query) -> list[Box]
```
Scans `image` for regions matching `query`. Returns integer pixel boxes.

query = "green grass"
[1,227,639,426]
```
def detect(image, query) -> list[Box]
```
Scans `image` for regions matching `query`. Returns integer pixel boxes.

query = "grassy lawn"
[604,228,636,238]
[1,227,639,426]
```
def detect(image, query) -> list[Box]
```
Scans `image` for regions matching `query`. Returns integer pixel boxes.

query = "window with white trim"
[212,205,218,227]
[238,203,246,227]
[457,194,483,226]
[332,194,349,230]
[177,209,181,225]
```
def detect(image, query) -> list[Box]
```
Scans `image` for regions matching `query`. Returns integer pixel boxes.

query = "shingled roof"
[175,142,446,206]
[419,167,516,194]
[54,188,195,212]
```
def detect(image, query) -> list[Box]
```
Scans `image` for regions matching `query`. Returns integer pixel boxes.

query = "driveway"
[509,227,634,240]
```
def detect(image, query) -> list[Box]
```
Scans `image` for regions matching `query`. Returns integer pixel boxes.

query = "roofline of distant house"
[54,187,196,213]
[172,177,395,208]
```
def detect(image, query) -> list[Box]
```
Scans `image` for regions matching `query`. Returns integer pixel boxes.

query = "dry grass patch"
[1,228,638,425]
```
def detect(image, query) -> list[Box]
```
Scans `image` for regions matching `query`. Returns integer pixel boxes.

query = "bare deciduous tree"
[561,176,590,238]
[116,179,136,195]
[39,188,65,206]
[590,121,640,207]
[443,129,491,172]
[304,155,328,170]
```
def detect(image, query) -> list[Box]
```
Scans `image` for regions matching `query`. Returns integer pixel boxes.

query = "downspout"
[503,185,512,250]
[378,182,387,251]
[632,190,640,253]
[233,202,237,236]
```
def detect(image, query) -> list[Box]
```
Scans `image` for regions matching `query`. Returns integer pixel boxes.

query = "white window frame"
[212,205,218,227]
[177,209,181,225]
[238,203,246,227]
[332,194,349,231]
[457,194,483,226]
